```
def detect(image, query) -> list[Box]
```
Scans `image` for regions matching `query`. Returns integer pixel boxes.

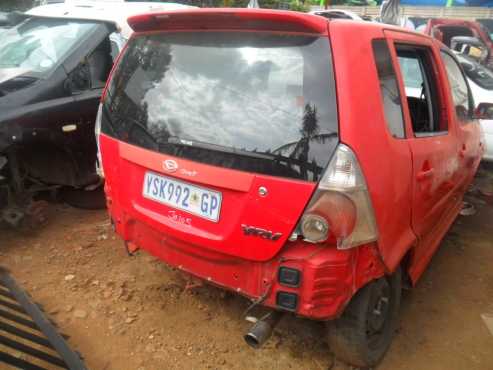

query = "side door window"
[87,37,113,89]
[396,45,446,136]
[440,51,474,123]
[68,36,114,92]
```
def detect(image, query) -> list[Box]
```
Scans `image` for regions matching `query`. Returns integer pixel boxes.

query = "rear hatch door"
[101,12,339,262]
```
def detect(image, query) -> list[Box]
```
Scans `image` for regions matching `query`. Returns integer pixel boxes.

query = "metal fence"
[310,5,493,20]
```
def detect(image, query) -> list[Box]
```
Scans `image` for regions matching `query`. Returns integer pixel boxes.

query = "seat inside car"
[88,38,113,88]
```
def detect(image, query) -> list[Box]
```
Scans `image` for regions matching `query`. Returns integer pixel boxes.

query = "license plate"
[143,172,222,222]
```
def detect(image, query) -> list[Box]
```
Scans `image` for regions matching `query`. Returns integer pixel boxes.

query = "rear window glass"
[458,54,493,91]
[102,32,338,182]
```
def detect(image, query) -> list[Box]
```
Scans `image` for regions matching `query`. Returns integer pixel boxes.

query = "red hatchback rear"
[97,9,484,367]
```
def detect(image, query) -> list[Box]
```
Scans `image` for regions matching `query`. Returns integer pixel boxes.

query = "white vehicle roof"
[309,9,364,21]
[26,1,196,38]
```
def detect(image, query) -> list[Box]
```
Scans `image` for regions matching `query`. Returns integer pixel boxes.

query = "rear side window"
[440,51,473,121]
[372,39,405,139]
[102,32,339,182]
[396,45,445,135]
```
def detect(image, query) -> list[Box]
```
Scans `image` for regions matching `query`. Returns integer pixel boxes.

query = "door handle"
[417,168,434,181]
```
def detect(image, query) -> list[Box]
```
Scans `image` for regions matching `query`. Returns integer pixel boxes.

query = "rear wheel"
[327,268,402,368]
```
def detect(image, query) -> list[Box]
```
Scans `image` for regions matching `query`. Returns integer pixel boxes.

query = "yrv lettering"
[241,224,282,241]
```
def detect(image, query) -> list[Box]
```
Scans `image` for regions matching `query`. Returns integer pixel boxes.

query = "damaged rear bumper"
[113,211,385,321]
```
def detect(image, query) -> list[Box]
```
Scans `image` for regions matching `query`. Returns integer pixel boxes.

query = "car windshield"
[458,54,493,90]
[0,17,99,78]
[102,32,338,182]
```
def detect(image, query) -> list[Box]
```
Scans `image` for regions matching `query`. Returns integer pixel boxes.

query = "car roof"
[26,1,196,38]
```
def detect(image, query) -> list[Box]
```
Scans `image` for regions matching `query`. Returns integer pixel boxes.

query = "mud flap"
[0,267,87,369]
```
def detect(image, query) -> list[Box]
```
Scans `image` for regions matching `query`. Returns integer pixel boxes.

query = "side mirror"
[475,103,493,120]
[65,62,91,94]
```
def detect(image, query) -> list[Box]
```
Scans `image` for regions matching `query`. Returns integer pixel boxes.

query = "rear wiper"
[166,137,279,161]
[168,133,338,165]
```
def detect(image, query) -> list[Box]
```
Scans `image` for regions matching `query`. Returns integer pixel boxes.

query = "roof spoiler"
[127,9,328,35]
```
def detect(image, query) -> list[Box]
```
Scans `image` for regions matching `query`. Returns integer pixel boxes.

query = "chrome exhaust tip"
[244,311,283,349]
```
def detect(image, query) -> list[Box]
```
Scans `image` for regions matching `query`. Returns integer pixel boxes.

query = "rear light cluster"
[94,104,104,178]
[297,144,378,249]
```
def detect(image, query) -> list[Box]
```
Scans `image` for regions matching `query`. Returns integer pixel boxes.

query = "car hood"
[0,68,38,96]
[0,68,31,84]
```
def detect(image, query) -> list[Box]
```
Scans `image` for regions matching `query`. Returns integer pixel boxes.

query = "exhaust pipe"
[244,311,283,349]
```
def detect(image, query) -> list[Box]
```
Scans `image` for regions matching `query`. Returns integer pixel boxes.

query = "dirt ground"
[1,168,493,370]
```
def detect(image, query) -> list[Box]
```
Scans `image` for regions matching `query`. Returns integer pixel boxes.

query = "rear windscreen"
[460,55,493,91]
[102,32,338,182]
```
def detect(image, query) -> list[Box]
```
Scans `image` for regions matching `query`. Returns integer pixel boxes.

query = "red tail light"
[297,144,378,249]
[101,40,129,103]
[94,104,104,178]
[97,41,131,177]
[303,191,357,242]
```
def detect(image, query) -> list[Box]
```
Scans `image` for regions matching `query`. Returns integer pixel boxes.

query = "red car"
[424,18,493,69]
[96,10,491,367]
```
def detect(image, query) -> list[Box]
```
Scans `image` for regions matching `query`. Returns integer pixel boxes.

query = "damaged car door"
[0,17,116,226]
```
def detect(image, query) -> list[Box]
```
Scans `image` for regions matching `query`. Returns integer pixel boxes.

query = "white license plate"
[143,172,222,222]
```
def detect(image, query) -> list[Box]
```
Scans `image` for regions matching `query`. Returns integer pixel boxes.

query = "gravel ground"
[1,168,492,370]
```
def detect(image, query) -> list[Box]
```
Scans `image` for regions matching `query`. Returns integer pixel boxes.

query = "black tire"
[327,268,402,368]
[60,186,106,210]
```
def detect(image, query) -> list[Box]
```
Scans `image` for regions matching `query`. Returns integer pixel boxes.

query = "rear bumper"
[110,207,385,320]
